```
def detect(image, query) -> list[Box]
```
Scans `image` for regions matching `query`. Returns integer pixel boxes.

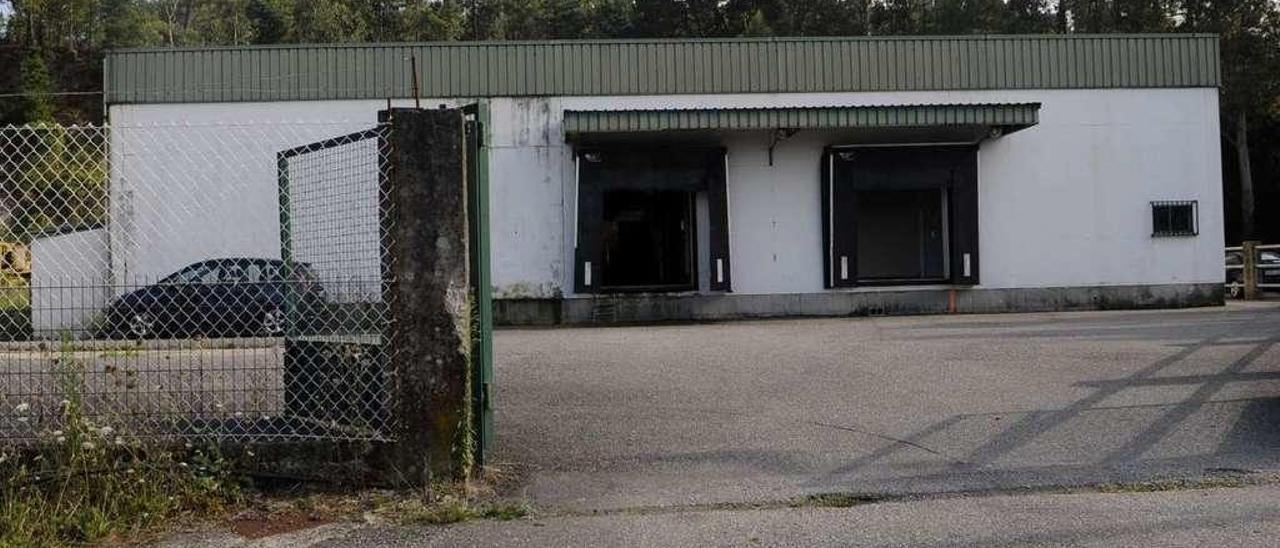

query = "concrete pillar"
[1243,240,1260,301]
[380,108,472,485]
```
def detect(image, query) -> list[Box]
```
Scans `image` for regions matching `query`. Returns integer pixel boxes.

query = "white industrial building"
[85,35,1224,325]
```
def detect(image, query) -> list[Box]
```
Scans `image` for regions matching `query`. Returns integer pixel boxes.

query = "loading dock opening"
[575,147,731,293]
[855,188,948,282]
[824,145,979,288]
[601,190,697,291]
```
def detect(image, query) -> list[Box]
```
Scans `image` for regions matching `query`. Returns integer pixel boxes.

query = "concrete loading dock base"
[495,282,1224,325]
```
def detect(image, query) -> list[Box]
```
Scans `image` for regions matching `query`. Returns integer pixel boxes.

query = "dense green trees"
[16,49,55,124]
[0,0,1277,242]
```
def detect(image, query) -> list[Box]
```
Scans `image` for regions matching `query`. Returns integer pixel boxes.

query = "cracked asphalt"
[492,301,1280,511]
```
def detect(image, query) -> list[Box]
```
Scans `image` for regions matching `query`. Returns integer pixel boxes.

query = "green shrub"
[0,343,242,546]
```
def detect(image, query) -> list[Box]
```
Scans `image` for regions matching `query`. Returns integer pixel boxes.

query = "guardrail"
[1225,241,1279,299]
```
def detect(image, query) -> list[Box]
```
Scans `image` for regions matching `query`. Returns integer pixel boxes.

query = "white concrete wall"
[109,87,1224,299]
[30,228,110,337]
[107,100,447,291]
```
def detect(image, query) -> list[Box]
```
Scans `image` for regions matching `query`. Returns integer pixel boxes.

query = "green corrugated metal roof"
[563,103,1040,137]
[103,34,1220,105]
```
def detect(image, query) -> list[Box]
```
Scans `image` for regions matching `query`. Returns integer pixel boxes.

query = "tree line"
[1,0,1278,242]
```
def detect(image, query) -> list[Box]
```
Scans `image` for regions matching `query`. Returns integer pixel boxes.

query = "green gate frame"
[464,101,494,464]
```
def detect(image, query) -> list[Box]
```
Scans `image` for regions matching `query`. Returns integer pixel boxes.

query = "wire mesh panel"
[278,127,393,440]
[0,122,393,444]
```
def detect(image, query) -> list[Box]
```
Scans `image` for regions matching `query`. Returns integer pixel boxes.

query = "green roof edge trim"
[563,103,1041,136]
[104,34,1219,105]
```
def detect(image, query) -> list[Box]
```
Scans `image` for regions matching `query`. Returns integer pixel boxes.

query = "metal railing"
[1225,241,1279,299]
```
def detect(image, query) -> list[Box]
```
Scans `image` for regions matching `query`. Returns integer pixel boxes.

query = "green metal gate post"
[464,100,495,465]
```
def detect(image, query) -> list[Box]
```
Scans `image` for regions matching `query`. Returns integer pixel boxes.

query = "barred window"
[1151,201,1198,237]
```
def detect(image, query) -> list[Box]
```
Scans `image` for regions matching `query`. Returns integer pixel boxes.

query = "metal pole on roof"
[410,53,421,110]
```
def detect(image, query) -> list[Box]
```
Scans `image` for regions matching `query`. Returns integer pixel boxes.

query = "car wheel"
[1227,273,1244,299]
[128,312,156,338]
[260,308,285,336]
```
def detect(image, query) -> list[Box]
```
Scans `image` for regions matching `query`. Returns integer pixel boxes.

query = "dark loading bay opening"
[824,145,978,288]
[855,189,947,281]
[574,147,730,294]
[601,190,696,290]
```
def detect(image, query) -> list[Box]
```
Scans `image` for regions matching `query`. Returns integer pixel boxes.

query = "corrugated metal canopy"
[103,34,1220,105]
[562,103,1040,140]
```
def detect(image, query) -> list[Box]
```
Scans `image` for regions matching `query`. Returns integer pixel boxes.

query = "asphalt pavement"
[349,483,1280,547]
[492,301,1280,511]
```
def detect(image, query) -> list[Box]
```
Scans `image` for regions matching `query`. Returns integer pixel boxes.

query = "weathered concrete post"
[381,107,472,485]
[1242,240,1260,301]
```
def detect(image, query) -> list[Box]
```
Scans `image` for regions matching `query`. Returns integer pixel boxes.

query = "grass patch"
[792,493,881,508]
[1,342,244,546]
[0,442,244,546]
[0,420,245,547]
[1092,476,1249,494]
[392,497,531,525]
[370,475,532,526]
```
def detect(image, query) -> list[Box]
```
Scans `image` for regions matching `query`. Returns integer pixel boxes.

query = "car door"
[241,261,275,329]
[194,260,232,336]
[154,261,218,337]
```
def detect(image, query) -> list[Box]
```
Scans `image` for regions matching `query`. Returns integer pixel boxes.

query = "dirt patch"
[229,510,332,539]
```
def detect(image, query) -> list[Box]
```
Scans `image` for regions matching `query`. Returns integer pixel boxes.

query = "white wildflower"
[233,411,244,418]
[59,399,71,409]
[114,437,125,446]
[246,450,255,457]
[55,435,67,444]
[179,462,188,468]
[14,403,29,414]
[99,426,114,438]
[52,430,63,437]
[81,441,95,450]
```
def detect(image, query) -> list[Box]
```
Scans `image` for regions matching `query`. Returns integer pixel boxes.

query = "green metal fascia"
[562,103,1041,136]
[103,34,1219,105]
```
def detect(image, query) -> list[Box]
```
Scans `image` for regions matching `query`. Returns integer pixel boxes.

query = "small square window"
[1151,200,1198,237]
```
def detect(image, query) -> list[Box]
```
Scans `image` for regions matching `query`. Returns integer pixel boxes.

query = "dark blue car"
[101,258,325,339]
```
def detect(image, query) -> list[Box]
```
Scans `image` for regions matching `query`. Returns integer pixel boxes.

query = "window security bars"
[1151,200,1198,237]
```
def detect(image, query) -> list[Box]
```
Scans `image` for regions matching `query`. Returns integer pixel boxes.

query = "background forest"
[1,0,1278,243]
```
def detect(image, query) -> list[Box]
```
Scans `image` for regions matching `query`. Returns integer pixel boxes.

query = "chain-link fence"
[0,121,395,444]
